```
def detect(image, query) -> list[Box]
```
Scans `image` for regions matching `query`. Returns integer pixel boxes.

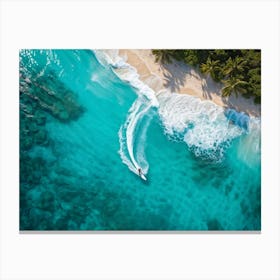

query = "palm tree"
[211,50,228,63]
[183,50,199,66]
[152,50,176,64]
[221,77,248,97]
[223,56,246,77]
[200,57,221,81]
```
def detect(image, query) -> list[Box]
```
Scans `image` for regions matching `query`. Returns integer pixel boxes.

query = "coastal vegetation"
[152,50,261,103]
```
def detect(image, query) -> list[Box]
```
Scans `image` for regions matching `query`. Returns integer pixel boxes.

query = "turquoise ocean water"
[19,50,261,230]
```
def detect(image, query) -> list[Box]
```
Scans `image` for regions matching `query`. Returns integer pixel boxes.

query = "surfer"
[138,167,147,181]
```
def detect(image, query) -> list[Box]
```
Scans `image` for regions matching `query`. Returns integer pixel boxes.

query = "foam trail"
[94,50,158,177]
[118,127,135,174]
[118,98,154,175]
[135,111,153,172]
[126,101,143,170]
[126,100,151,174]
[94,50,260,167]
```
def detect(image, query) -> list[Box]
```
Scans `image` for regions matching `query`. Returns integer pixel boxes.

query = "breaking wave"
[94,50,158,177]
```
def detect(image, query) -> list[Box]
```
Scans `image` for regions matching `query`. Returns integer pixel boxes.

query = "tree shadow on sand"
[201,75,260,116]
[160,60,201,93]
[161,59,218,100]
[158,59,260,117]
[161,63,186,92]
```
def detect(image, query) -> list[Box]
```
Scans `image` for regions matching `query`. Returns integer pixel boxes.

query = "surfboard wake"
[93,49,159,180]
[119,98,156,180]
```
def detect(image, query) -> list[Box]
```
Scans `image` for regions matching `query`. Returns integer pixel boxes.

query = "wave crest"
[93,49,158,107]
[94,50,158,177]
[157,92,247,161]
[93,50,260,166]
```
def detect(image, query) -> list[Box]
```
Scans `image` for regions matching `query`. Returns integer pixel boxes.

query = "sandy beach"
[118,49,261,117]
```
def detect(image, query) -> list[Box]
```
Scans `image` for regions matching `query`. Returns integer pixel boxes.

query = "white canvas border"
[0,0,279,279]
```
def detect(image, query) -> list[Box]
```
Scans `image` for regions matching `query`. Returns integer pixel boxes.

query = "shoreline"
[118,49,261,118]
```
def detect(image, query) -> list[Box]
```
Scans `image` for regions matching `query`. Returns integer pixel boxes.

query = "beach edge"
[118,49,261,118]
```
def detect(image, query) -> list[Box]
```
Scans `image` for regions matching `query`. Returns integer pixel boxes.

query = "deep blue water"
[19,50,261,230]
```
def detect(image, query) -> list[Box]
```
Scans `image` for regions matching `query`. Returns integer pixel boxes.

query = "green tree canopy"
[200,57,221,81]
[221,77,248,97]
[152,49,261,102]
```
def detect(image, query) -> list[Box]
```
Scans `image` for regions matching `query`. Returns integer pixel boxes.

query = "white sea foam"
[93,49,158,107]
[94,49,158,177]
[157,91,248,161]
[118,126,135,174]
[126,100,150,173]
[94,49,124,68]
[237,117,261,167]
[118,99,153,175]
[94,49,261,165]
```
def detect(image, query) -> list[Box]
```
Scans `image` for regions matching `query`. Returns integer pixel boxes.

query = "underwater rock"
[19,57,86,230]
[31,170,42,185]
[67,220,78,230]
[34,129,47,145]
[31,71,85,122]
[20,137,33,150]
[20,155,48,186]
[53,217,70,230]
[20,67,85,143]
[207,218,223,230]
[28,121,39,133]
[58,110,69,121]
[105,201,118,217]
[37,191,56,211]
[36,115,46,125]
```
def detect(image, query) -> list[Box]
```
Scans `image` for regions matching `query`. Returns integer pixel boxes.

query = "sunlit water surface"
[20,50,261,230]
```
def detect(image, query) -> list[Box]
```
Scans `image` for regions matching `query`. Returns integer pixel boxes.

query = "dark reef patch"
[207,218,223,230]
[19,60,85,230]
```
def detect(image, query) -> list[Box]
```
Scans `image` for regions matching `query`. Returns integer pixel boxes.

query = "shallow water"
[19,50,261,230]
